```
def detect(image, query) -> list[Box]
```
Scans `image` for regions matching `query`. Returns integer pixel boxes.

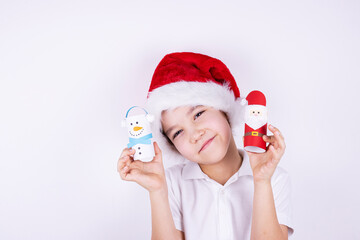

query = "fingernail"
[123,166,128,172]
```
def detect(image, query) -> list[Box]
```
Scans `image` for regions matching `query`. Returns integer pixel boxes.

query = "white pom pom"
[240,98,248,106]
[121,119,126,127]
[146,114,154,123]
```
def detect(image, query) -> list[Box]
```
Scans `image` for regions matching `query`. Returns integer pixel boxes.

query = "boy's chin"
[196,151,228,165]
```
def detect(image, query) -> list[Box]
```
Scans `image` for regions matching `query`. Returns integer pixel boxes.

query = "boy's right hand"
[117,142,167,193]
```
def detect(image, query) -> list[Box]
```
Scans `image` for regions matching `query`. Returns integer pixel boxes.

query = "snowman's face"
[126,114,152,138]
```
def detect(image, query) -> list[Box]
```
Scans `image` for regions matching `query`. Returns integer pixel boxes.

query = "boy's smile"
[199,135,216,153]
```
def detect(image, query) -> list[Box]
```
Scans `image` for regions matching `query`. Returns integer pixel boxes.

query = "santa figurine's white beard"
[245,114,267,130]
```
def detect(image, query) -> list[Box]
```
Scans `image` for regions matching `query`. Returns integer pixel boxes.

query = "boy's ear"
[146,114,154,123]
[121,119,127,127]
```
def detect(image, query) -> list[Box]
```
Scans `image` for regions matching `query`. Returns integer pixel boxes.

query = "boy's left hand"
[245,124,286,183]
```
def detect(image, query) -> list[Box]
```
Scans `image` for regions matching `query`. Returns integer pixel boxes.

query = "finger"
[129,160,144,171]
[122,168,141,182]
[118,156,134,173]
[118,147,136,167]
[269,145,280,164]
[268,124,277,133]
[117,154,134,173]
[263,135,279,149]
[117,157,126,173]
[263,135,275,144]
[118,160,131,176]
[119,165,130,180]
[152,142,163,163]
[119,160,141,178]
[119,148,136,159]
[117,155,127,172]
[269,125,284,140]
[268,125,284,149]
[272,130,285,150]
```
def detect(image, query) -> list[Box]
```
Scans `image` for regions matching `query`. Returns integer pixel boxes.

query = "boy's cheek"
[176,143,193,157]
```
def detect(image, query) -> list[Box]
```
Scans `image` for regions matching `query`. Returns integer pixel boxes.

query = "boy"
[118,52,294,239]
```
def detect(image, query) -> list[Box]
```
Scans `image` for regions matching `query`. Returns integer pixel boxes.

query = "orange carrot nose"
[133,126,143,131]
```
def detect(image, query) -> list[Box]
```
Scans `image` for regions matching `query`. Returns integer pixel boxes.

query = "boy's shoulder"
[164,163,188,194]
[273,165,289,176]
[271,165,291,187]
[165,162,187,179]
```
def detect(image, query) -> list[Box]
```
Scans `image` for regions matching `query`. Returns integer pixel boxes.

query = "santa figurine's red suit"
[244,90,268,153]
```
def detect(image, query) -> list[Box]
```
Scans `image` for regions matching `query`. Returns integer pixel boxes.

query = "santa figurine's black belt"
[244,131,265,137]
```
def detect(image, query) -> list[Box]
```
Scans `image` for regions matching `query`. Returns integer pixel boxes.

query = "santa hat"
[246,90,266,106]
[145,52,245,165]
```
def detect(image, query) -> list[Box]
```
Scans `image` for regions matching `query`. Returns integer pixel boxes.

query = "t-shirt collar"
[237,148,253,177]
[182,148,253,180]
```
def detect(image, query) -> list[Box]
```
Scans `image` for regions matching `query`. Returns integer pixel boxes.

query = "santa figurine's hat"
[246,90,266,107]
[145,52,245,164]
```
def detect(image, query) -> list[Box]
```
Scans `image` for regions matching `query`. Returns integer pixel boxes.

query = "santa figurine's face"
[250,109,264,117]
[245,105,268,129]
[126,114,152,138]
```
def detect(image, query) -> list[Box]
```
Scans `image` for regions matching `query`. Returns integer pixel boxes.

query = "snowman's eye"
[130,123,133,125]
[136,121,138,124]
[258,111,260,114]
[253,111,255,113]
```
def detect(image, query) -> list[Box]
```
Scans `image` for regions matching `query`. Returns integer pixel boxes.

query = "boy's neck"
[198,136,243,186]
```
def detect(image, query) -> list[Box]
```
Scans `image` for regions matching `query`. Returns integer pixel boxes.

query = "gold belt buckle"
[252,132,258,136]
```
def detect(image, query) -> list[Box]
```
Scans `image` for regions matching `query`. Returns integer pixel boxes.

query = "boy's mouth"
[199,136,216,153]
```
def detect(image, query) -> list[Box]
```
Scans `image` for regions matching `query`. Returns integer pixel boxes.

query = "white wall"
[1,0,359,239]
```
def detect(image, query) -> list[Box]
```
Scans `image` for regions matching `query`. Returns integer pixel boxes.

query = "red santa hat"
[145,52,245,164]
[246,90,266,106]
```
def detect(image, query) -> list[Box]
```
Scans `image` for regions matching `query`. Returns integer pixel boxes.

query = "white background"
[1,0,359,239]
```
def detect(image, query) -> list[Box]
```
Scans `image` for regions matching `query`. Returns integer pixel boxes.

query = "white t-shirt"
[165,148,294,240]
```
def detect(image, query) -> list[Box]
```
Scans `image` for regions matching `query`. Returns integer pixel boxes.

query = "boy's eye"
[173,129,183,139]
[194,110,205,120]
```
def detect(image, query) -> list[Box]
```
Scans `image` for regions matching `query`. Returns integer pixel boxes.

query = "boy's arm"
[118,143,184,240]
[150,187,185,240]
[251,180,288,240]
[246,125,290,240]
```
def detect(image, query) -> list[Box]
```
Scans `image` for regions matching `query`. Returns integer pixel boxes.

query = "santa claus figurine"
[244,90,268,153]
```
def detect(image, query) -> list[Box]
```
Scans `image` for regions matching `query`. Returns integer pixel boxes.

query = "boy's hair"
[145,52,245,166]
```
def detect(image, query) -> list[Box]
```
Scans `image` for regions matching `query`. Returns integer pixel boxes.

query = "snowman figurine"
[121,106,155,162]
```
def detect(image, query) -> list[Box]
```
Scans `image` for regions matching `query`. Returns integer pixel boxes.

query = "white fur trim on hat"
[145,81,245,167]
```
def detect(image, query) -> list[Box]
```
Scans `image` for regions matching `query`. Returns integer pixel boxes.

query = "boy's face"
[161,105,232,165]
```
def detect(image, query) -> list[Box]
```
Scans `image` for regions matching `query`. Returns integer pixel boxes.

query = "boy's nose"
[133,126,143,131]
[190,129,205,143]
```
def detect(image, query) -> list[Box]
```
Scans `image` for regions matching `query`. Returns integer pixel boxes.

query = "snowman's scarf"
[127,133,153,148]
